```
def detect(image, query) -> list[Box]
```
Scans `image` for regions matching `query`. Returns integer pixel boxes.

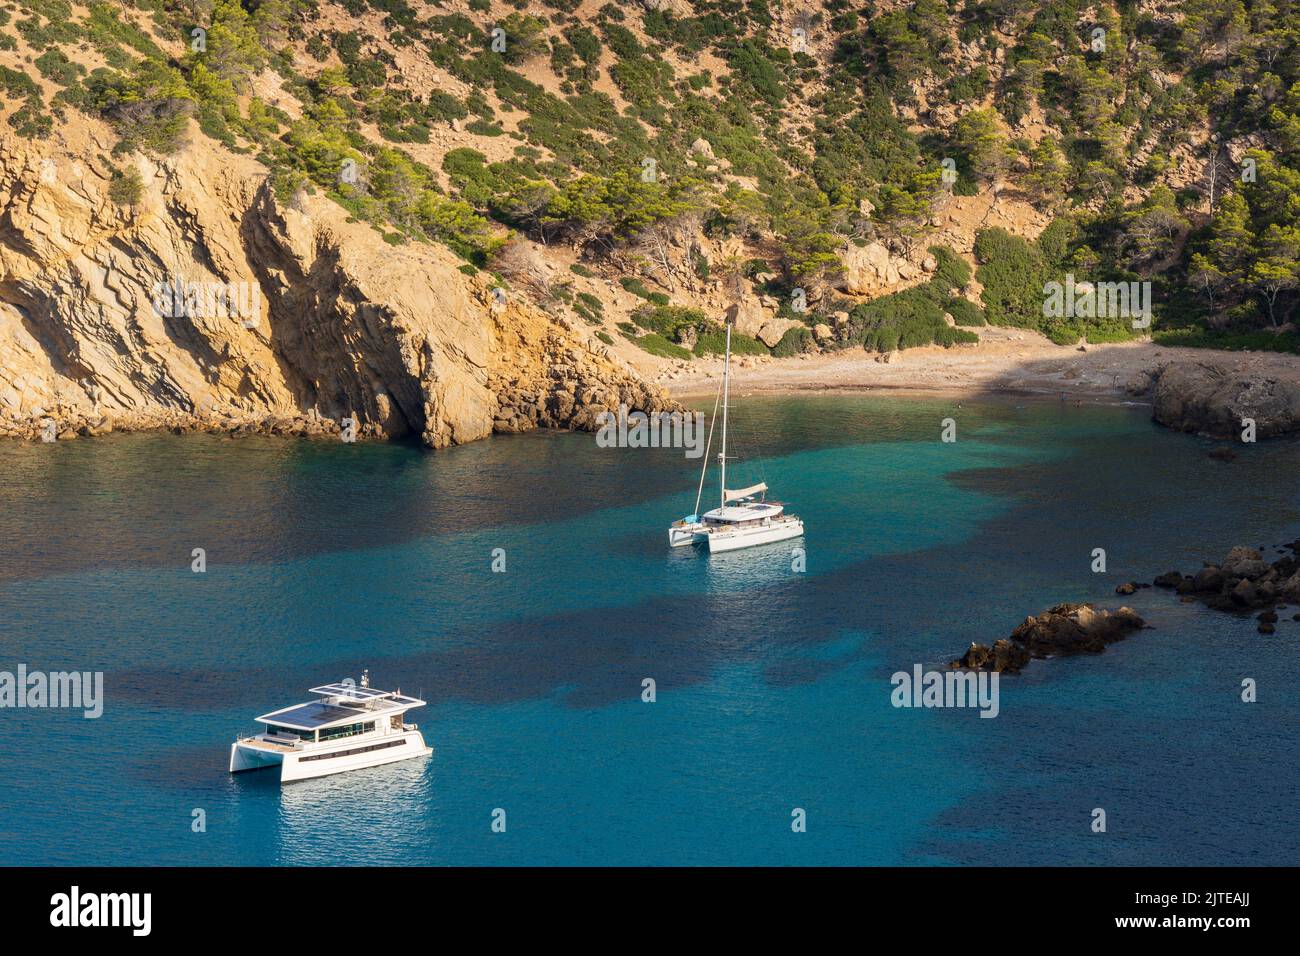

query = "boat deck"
[238,736,299,753]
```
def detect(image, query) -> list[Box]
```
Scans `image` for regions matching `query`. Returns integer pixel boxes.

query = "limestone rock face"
[0,134,672,446]
[1152,361,1300,439]
[756,318,803,348]
[688,137,715,160]
[724,300,768,338]
[837,241,902,296]
[640,0,692,15]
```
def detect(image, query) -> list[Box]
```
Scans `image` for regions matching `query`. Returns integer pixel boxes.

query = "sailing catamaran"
[667,323,805,553]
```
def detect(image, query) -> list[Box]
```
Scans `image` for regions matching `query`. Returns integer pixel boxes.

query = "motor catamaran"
[229,672,431,783]
[667,323,805,553]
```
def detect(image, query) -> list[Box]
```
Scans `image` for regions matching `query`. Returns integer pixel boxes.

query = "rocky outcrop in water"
[1151,361,1300,439]
[951,603,1147,673]
[1153,542,1300,633]
[0,132,673,447]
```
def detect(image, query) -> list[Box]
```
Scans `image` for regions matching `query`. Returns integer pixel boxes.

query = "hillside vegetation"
[3,0,1300,357]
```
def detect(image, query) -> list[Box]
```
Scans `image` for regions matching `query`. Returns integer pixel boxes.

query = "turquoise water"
[0,395,1296,865]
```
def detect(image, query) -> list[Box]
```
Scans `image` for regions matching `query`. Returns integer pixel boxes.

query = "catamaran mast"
[719,322,731,509]
[692,378,722,518]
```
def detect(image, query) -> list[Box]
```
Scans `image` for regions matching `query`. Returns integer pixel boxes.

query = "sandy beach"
[653,326,1300,402]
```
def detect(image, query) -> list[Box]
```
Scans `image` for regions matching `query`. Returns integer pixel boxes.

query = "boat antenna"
[719,322,731,509]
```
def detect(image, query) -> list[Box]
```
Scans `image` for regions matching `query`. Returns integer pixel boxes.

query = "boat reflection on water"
[273,756,437,865]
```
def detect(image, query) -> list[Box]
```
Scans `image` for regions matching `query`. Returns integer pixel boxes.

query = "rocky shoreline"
[0,135,674,451]
[0,405,361,442]
[0,363,675,445]
[1150,362,1300,439]
[1149,542,1300,634]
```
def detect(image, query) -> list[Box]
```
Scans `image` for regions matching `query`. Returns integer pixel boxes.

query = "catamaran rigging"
[667,323,806,553]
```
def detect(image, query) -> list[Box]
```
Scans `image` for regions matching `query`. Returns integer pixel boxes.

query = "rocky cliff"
[1151,361,1300,440]
[0,129,673,446]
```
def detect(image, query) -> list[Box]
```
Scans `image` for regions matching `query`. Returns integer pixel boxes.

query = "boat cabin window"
[318,720,375,742]
[265,724,314,741]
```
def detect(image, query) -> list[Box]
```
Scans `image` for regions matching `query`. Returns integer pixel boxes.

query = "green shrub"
[929,245,971,293]
[620,276,669,305]
[727,39,786,107]
[85,2,163,59]
[631,304,706,339]
[624,330,692,359]
[497,13,550,65]
[693,329,768,356]
[973,228,1048,328]
[108,166,144,205]
[974,227,1137,344]
[83,59,195,154]
[842,283,979,352]
[573,290,603,324]
[772,326,814,356]
[466,119,504,136]
[35,49,84,86]
[1153,328,1300,353]
[945,298,985,326]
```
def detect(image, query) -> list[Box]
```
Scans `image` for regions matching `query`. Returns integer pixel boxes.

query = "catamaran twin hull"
[669,504,806,553]
[669,518,807,551]
[668,521,705,547]
[230,680,432,783]
[229,728,431,783]
[702,517,805,552]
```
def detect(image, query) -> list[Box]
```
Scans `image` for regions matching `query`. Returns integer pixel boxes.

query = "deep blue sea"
[0,394,1296,866]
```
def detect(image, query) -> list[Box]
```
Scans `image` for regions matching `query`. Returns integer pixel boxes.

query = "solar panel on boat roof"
[268,701,363,728]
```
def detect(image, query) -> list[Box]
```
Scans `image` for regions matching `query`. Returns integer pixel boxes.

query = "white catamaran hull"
[668,523,705,547]
[229,729,432,783]
[705,518,805,553]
